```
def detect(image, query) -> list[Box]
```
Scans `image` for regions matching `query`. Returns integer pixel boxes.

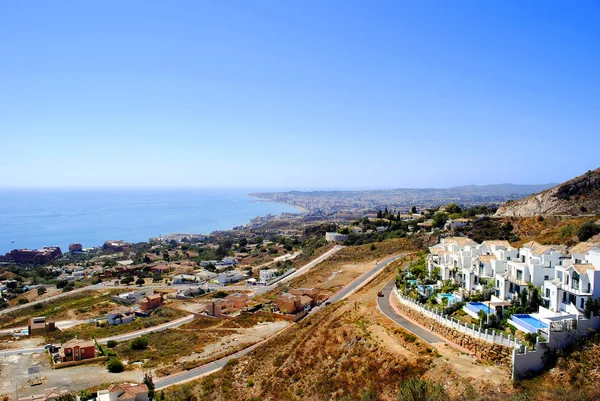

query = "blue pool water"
[511,314,548,333]
[438,293,457,303]
[467,302,494,314]
[514,315,547,329]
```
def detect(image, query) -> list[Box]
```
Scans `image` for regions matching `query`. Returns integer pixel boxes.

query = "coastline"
[0,190,305,254]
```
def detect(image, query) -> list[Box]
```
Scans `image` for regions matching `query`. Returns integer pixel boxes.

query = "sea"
[0,189,300,254]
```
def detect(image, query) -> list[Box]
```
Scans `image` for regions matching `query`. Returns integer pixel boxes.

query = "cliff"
[495,168,600,217]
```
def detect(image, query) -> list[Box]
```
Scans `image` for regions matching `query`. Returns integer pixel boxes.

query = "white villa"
[427,237,600,315]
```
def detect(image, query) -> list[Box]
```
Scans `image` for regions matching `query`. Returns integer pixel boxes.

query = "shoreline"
[0,193,306,255]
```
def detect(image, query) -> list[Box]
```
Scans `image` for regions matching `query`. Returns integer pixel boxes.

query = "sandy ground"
[177,320,290,363]
[0,337,44,351]
[291,260,378,297]
[0,352,143,399]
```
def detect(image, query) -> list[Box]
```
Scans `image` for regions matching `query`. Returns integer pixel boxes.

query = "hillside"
[495,168,600,217]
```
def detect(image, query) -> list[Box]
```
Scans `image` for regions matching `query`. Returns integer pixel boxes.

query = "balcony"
[551,279,591,296]
[507,274,529,287]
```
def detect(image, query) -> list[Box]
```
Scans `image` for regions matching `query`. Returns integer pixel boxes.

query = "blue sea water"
[0,189,300,254]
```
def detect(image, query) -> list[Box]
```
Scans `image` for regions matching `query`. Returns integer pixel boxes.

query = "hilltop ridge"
[495,168,600,217]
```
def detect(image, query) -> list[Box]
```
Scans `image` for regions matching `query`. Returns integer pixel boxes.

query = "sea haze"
[0,189,300,254]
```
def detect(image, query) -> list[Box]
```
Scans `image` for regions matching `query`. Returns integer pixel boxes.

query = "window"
[546,288,550,298]
[562,292,567,303]
[517,270,523,281]
[544,275,549,281]
[581,298,585,308]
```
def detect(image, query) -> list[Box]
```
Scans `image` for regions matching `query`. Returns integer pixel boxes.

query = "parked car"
[377,291,384,297]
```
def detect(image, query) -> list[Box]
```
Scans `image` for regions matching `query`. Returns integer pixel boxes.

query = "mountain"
[495,168,600,217]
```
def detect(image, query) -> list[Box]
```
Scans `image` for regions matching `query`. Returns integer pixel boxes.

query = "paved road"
[0,247,344,356]
[154,250,401,390]
[0,314,195,356]
[154,329,284,389]
[377,279,444,344]
[328,253,404,304]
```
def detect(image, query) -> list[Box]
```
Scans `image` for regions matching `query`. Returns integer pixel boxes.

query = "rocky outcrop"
[495,168,600,217]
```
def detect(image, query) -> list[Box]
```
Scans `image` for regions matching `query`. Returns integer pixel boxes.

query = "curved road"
[0,246,345,356]
[154,252,405,390]
[376,278,443,344]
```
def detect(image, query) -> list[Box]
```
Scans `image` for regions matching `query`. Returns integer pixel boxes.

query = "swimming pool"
[437,293,457,305]
[510,314,548,334]
[467,302,494,314]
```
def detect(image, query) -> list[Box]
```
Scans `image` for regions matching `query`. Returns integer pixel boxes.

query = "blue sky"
[1,1,598,189]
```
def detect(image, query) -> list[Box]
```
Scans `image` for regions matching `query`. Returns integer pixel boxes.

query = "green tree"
[121,275,134,285]
[143,372,155,400]
[411,206,417,214]
[131,336,149,350]
[106,357,124,373]
[37,286,46,296]
[432,212,449,229]
[135,277,145,286]
[445,203,462,214]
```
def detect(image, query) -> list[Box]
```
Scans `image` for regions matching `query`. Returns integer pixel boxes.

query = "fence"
[393,288,522,349]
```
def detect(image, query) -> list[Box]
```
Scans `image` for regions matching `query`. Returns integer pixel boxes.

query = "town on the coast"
[1,169,600,400]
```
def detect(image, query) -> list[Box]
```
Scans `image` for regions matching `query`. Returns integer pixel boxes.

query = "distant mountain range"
[495,168,600,217]
[251,183,557,212]
[274,183,557,198]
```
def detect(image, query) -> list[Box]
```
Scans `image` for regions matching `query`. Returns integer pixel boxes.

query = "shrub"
[106,340,118,348]
[577,221,600,242]
[106,357,124,373]
[212,291,227,299]
[397,378,447,401]
[131,336,149,350]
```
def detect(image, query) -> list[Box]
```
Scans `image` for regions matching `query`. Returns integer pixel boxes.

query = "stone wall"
[393,297,513,367]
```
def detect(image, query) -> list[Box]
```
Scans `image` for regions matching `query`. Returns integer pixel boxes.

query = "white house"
[217,270,244,285]
[112,290,149,304]
[108,307,135,325]
[259,268,278,283]
[172,274,199,284]
[325,232,348,242]
[543,248,600,313]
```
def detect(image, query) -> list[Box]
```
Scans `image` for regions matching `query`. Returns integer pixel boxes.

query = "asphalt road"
[377,279,444,344]
[154,332,277,389]
[0,314,195,356]
[153,251,404,390]
[328,253,405,304]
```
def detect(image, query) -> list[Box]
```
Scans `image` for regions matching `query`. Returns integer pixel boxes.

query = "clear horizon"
[1,1,598,188]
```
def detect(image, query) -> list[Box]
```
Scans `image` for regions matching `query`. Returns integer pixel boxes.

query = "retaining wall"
[393,289,515,367]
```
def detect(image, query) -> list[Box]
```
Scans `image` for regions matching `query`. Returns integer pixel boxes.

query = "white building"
[217,270,244,285]
[543,245,600,314]
[325,232,348,242]
[112,290,149,304]
[259,268,278,283]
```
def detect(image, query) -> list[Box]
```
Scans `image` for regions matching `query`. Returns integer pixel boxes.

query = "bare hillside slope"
[496,168,600,217]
